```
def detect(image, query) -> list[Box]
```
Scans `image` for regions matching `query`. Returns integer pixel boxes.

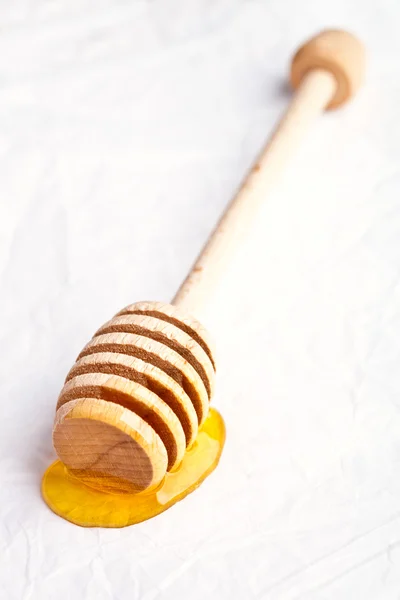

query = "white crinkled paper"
[1,1,400,598]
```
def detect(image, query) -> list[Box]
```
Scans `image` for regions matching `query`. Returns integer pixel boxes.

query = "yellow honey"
[42,408,225,528]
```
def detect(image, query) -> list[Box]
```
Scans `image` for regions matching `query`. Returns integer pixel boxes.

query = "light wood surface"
[57,371,187,472]
[291,29,365,109]
[95,313,215,397]
[53,398,168,492]
[52,30,366,494]
[66,352,199,447]
[53,303,214,492]
[173,31,365,314]
[77,330,210,424]
[117,301,216,368]
[172,68,337,313]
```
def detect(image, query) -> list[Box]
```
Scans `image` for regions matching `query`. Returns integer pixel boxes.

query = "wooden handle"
[50,30,365,498]
[173,29,365,314]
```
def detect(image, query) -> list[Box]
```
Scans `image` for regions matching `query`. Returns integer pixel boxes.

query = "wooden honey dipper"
[52,30,365,498]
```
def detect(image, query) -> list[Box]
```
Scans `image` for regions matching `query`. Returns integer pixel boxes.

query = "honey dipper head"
[52,302,216,494]
[290,29,365,109]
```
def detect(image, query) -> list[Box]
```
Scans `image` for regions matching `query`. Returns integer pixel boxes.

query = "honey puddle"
[42,408,225,528]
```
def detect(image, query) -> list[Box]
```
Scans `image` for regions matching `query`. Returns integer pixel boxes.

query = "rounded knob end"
[290,29,366,109]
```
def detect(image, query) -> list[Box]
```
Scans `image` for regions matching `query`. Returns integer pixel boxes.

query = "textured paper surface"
[1,1,400,598]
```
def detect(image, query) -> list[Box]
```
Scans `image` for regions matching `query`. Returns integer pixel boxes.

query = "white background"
[1,1,400,598]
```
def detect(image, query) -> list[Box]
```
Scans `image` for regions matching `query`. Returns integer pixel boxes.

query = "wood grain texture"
[95,313,215,398]
[53,398,168,493]
[57,371,187,471]
[66,352,199,447]
[78,331,210,425]
[53,302,216,491]
[117,301,216,369]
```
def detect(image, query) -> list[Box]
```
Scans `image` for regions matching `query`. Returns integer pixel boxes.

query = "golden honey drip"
[42,408,225,528]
